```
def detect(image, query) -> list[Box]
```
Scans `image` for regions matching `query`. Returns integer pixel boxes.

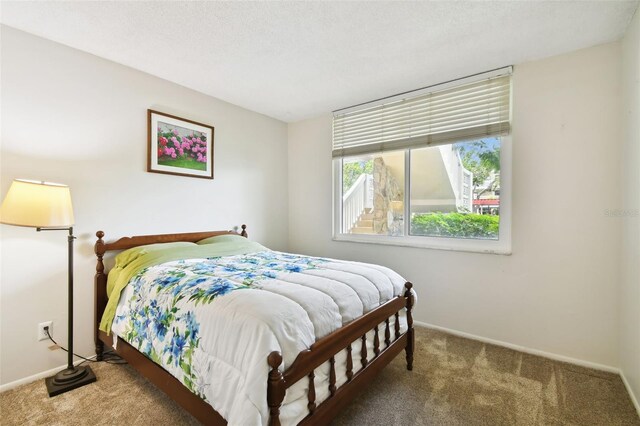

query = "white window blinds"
[332,67,512,157]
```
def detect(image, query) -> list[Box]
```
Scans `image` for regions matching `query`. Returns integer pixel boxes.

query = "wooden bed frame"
[94,225,415,425]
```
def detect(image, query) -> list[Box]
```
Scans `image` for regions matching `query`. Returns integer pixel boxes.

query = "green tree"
[342,159,373,192]
[456,140,500,198]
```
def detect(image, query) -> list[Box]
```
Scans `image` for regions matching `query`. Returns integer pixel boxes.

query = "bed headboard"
[93,225,247,353]
[94,224,247,257]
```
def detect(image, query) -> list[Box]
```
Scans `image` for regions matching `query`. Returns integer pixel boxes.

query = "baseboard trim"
[0,357,96,393]
[414,320,619,373]
[620,370,640,417]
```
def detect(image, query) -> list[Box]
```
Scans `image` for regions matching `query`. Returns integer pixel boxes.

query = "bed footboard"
[267,282,414,425]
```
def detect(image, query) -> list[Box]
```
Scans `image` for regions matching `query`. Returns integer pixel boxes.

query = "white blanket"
[111,250,410,425]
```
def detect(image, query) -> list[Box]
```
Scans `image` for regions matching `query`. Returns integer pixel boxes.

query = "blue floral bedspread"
[111,249,407,425]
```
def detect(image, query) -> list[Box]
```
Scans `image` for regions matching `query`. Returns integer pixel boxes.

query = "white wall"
[0,27,289,386]
[620,8,640,409]
[289,42,623,368]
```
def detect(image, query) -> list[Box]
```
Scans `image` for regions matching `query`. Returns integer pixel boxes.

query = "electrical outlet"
[38,321,53,341]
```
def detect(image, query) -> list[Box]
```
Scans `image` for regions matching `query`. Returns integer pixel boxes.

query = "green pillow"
[196,234,248,245]
[114,242,197,269]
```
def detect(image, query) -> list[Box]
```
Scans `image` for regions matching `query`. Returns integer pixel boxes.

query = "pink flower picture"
[148,110,214,179]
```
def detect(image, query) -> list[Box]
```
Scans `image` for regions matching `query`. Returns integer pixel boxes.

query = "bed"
[94,225,415,425]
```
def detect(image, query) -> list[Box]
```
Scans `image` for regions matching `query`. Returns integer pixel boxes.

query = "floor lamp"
[0,179,96,396]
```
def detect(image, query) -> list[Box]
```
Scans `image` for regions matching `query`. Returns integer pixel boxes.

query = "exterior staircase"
[342,173,374,234]
[350,209,374,234]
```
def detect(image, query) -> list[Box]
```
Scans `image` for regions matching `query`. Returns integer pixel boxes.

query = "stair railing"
[342,174,368,233]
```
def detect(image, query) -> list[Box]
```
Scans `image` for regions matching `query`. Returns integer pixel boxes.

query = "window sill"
[332,234,512,255]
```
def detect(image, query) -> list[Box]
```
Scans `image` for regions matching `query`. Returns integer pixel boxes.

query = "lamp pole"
[38,226,95,395]
[67,227,74,371]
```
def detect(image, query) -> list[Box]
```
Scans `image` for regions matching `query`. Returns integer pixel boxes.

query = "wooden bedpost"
[241,224,248,238]
[267,351,285,426]
[404,282,414,371]
[94,231,107,361]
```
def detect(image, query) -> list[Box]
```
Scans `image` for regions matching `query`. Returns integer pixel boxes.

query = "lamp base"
[45,365,96,397]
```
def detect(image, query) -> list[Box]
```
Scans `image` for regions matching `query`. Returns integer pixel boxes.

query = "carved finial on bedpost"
[94,231,106,361]
[95,231,105,271]
[404,282,414,371]
[267,351,285,426]
[241,224,248,238]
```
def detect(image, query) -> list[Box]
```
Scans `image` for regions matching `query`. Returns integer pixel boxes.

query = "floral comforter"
[111,249,407,425]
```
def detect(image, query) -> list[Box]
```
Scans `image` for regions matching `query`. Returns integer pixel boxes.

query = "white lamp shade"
[0,179,74,227]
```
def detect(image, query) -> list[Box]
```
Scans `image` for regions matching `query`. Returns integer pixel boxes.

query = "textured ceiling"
[1,1,638,122]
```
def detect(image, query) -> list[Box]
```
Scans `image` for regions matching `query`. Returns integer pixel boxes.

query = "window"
[333,68,512,254]
[341,150,405,236]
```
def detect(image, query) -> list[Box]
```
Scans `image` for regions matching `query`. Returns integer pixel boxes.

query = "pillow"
[196,234,247,245]
[114,242,197,269]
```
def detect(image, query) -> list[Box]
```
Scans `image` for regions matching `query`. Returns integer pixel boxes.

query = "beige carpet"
[1,327,638,425]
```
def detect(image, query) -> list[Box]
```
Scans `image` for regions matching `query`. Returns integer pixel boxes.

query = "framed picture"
[147,109,214,179]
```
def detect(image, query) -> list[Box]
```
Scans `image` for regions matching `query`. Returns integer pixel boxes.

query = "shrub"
[157,127,208,166]
[410,212,499,239]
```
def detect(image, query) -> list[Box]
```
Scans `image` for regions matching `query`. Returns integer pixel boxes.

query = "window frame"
[332,136,512,255]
